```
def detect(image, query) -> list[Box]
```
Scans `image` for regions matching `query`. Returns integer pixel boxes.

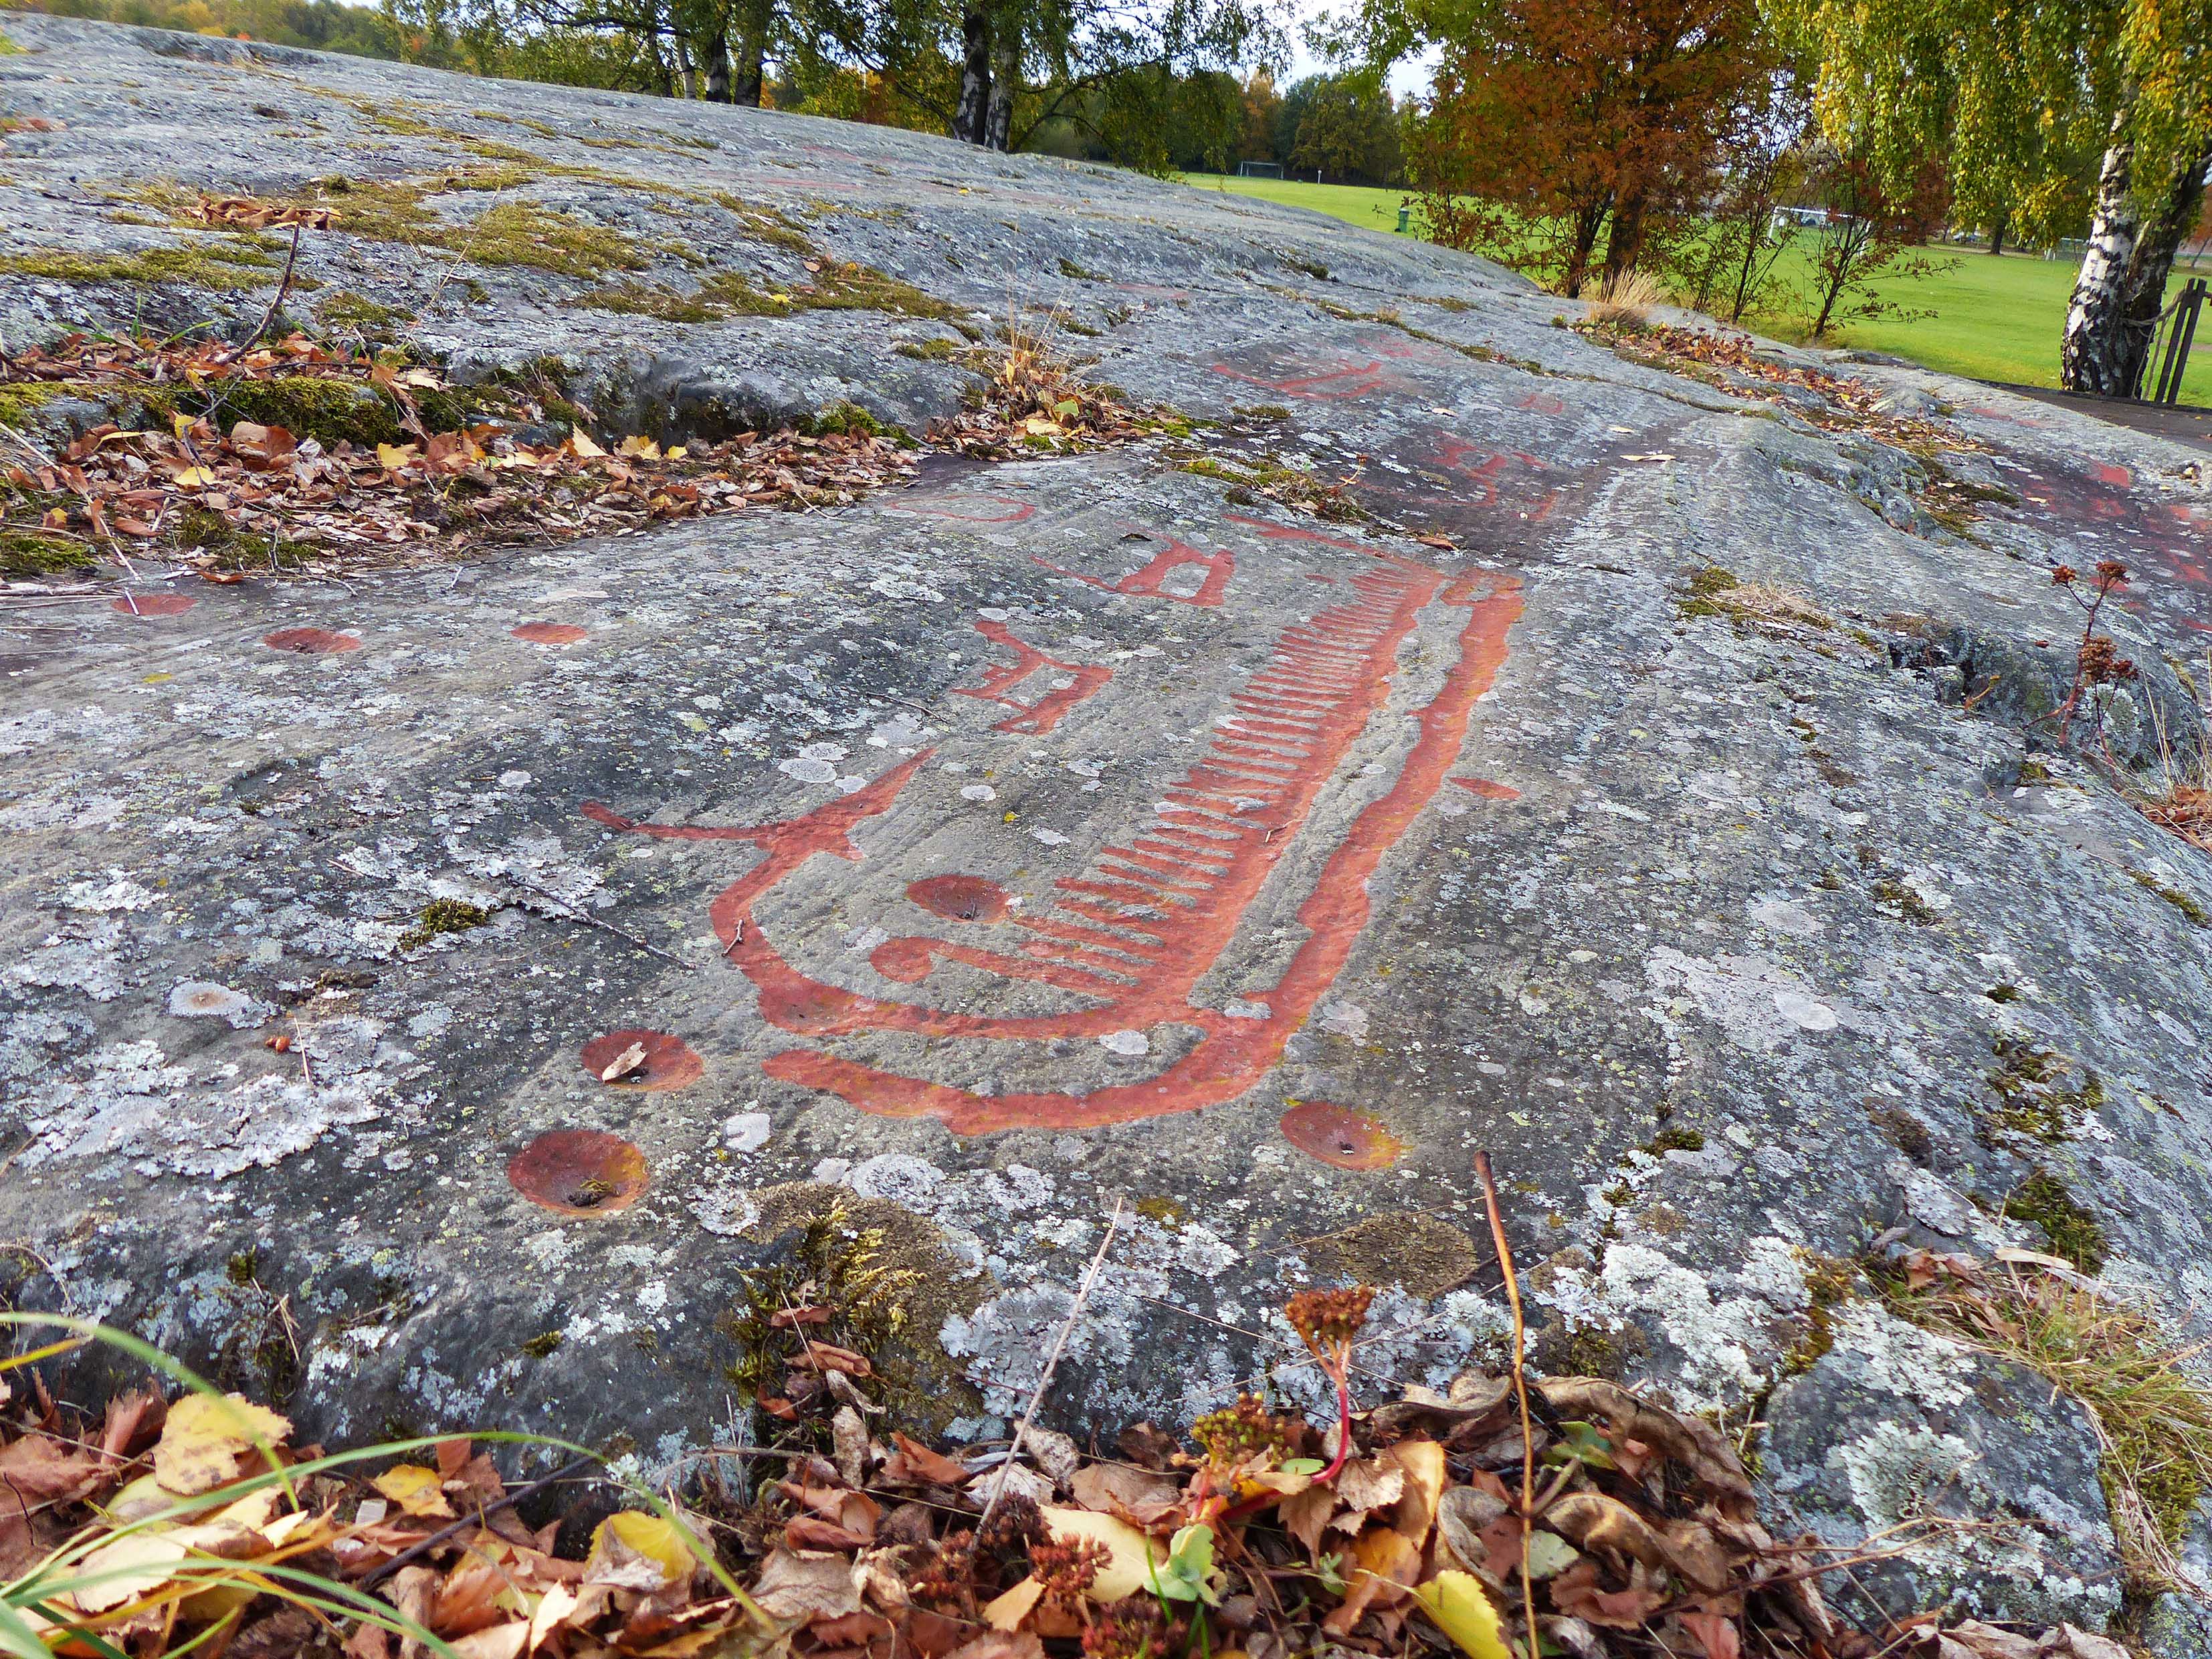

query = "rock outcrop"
[6,14,2212,1637]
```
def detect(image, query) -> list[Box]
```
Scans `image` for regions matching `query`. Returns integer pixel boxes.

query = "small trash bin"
[1396,205,1411,233]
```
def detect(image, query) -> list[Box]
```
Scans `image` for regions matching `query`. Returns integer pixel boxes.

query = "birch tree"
[1770,0,2212,393]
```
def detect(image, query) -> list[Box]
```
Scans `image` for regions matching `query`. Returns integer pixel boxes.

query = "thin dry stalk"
[1476,1150,1538,1659]
[975,1197,1122,1535]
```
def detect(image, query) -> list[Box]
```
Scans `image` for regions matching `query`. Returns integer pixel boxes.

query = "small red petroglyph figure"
[584,524,1522,1135]
[952,619,1112,735]
[1033,532,1237,607]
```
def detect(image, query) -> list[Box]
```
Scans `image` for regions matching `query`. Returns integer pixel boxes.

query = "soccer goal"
[1237,160,1285,179]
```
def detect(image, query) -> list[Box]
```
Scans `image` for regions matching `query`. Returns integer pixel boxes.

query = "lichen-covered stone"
[1763,1301,2123,1630]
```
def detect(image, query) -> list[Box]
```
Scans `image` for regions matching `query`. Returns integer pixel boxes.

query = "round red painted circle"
[513,621,590,645]
[263,627,360,654]
[1280,1101,1405,1171]
[579,1029,703,1091]
[113,593,198,616]
[508,1129,648,1215]
[906,874,1009,923]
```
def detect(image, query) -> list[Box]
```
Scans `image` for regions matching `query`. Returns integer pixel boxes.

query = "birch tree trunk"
[2115,146,2212,393]
[984,19,1017,151]
[702,25,732,102]
[2062,121,2142,394]
[730,0,770,106]
[953,5,992,144]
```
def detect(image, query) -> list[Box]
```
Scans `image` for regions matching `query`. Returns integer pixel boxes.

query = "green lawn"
[1178,172,2212,406]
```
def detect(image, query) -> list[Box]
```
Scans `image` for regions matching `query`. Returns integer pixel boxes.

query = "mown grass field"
[1178,172,2212,405]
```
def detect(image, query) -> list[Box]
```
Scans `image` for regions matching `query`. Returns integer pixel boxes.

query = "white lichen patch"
[166,980,274,1028]
[1643,947,1864,1052]
[21,1015,405,1177]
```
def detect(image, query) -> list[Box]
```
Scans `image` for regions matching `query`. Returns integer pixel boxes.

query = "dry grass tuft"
[1584,268,1671,330]
[2126,656,2212,852]
[1884,1252,2212,1592]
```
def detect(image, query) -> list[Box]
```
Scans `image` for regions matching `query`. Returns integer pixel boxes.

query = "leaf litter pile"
[1,1272,2136,1659]
[0,331,942,581]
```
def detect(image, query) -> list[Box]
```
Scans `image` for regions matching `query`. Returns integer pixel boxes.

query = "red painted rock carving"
[580,1029,703,1090]
[585,528,1524,1136]
[952,618,1112,733]
[1280,1100,1405,1169]
[508,1129,648,1215]
[514,621,591,644]
[112,593,197,616]
[1035,533,1236,607]
[263,627,361,654]
[1211,357,1398,401]
[1451,776,1520,800]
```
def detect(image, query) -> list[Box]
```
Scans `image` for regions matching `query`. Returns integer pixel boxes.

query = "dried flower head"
[2096,559,2130,587]
[2078,636,2137,685]
[1031,1535,1110,1604]
[1191,1393,1293,1467]
[1285,1285,1374,1359]
[909,1531,977,1607]
[2052,564,2078,585]
[979,1492,1047,1557]
[1082,1596,1187,1659]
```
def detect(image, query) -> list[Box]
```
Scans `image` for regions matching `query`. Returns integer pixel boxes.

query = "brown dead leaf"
[0,1433,107,1505]
[787,1515,874,1552]
[1678,1612,1740,1659]
[1323,1526,1421,1634]
[753,1547,862,1622]
[882,1432,968,1487]
[942,1632,1044,1659]
[1548,1559,1668,1630]
[1068,1462,1182,1525]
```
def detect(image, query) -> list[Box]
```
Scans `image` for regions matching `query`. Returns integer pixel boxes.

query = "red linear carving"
[1035,534,1235,607]
[952,618,1112,734]
[585,530,1523,1136]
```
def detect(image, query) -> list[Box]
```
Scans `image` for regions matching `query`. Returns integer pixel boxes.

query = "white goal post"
[1237,161,1285,178]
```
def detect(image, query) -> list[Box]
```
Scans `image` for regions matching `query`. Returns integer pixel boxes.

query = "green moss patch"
[399,898,492,952]
[0,529,96,577]
[2002,1169,2108,1273]
[1,239,282,291]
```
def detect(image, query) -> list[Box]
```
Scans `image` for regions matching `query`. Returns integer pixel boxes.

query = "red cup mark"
[906,874,1011,923]
[1451,776,1520,800]
[1281,1100,1404,1170]
[580,1029,704,1091]
[112,593,198,617]
[264,627,360,654]
[508,1129,648,1215]
[514,621,590,645]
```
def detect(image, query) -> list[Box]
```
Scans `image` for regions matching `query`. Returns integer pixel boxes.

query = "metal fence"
[2143,277,2207,406]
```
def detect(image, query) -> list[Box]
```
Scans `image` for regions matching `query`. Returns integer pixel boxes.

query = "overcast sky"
[1272,0,1437,98]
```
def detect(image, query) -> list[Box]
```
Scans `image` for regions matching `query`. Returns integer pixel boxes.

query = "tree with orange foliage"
[1375,0,1773,295]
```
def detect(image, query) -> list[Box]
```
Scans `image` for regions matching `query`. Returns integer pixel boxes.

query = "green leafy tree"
[1769,0,2212,392]
[1281,70,1401,184]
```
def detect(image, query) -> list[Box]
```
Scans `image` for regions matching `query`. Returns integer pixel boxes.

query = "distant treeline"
[0,0,1404,185]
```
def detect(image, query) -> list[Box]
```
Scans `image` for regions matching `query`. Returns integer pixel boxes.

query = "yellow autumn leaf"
[69,1531,190,1613]
[983,1575,1045,1630]
[617,435,662,460]
[373,1463,454,1519]
[1389,1440,1447,1545]
[172,466,217,488]
[1039,1505,1161,1601]
[376,442,419,470]
[1412,1571,1512,1659]
[588,1510,697,1589]
[1023,417,1065,437]
[666,444,689,460]
[153,1393,291,1496]
[171,411,196,440]
[569,431,606,459]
